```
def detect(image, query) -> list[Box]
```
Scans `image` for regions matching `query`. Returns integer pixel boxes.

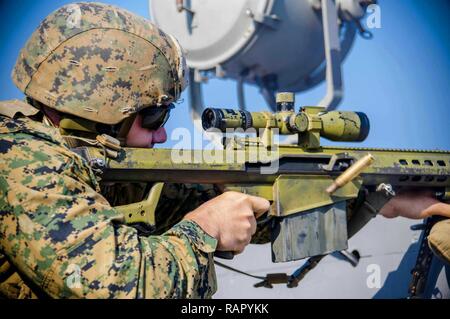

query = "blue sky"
[1,0,449,150]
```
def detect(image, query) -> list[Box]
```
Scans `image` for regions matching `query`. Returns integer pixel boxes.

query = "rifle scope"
[201,107,370,142]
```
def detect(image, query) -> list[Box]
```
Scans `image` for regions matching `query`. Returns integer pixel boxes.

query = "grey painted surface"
[150,0,356,92]
[213,216,450,299]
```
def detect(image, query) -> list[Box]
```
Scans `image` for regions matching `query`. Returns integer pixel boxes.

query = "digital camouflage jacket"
[0,104,218,299]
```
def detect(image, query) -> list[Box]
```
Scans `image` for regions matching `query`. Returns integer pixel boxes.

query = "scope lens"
[356,112,370,141]
[202,108,223,131]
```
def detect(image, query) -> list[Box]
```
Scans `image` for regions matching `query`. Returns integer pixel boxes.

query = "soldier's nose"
[151,127,167,144]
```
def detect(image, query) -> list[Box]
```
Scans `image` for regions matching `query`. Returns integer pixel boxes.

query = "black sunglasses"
[140,104,174,130]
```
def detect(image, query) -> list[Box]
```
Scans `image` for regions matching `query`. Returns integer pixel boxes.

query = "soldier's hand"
[380,190,450,219]
[183,191,270,254]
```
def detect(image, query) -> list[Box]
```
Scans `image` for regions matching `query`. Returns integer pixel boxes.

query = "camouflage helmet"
[12,2,187,125]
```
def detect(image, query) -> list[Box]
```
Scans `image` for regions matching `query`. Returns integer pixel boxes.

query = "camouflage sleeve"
[0,118,217,298]
[428,219,450,264]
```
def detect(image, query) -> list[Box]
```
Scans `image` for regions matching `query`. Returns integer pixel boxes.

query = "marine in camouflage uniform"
[0,2,219,298]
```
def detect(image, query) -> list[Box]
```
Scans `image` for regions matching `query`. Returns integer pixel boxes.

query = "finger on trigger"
[248,195,270,218]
